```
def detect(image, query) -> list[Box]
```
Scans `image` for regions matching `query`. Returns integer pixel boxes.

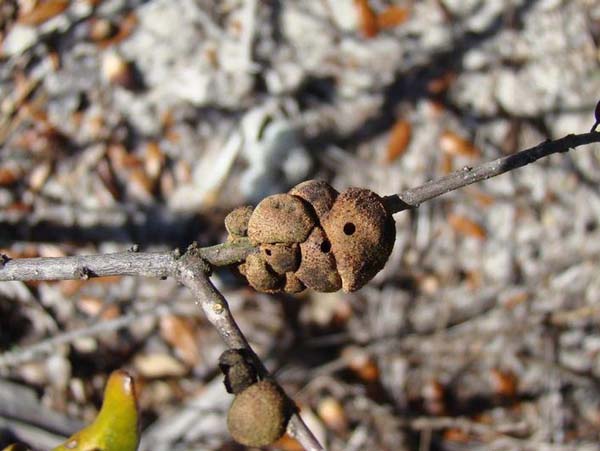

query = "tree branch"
[1,130,599,451]
[174,247,324,451]
[2,132,598,284]
[382,131,600,213]
[0,240,256,282]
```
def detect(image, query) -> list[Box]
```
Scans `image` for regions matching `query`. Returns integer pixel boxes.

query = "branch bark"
[382,131,600,213]
[0,240,255,281]
[175,248,323,451]
[2,132,599,283]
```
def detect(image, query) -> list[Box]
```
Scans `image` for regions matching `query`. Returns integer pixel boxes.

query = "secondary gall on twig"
[218,349,293,448]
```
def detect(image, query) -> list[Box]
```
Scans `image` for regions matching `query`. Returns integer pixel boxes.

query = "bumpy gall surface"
[247,194,315,245]
[289,180,339,220]
[295,226,342,292]
[260,243,300,275]
[322,187,395,292]
[283,272,306,293]
[227,380,290,447]
[225,205,253,238]
[244,253,283,293]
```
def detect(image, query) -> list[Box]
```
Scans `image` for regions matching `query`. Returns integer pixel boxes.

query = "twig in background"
[0,302,193,369]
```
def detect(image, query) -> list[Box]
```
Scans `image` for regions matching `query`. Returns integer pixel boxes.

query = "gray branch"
[2,132,599,284]
[175,247,324,451]
[383,131,600,213]
[0,240,255,282]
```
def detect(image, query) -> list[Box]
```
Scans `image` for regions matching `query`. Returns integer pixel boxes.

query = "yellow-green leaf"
[52,370,140,451]
[2,444,32,451]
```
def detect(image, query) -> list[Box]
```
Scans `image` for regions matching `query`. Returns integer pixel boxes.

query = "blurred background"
[1,0,600,450]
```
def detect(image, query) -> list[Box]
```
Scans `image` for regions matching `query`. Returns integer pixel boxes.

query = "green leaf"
[52,370,140,451]
[2,444,32,451]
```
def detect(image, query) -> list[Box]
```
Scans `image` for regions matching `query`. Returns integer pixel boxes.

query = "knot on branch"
[75,266,93,280]
[176,244,212,279]
[226,180,395,293]
[0,253,10,267]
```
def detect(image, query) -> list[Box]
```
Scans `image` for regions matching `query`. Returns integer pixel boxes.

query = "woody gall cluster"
[225,180,396,294]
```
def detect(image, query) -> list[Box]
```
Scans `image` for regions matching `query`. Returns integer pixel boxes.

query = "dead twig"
[383,131,600,213]
[0,244,323,451]
[2,132,599,284]
[174,247,324,451]
[0,302,193,369]
[0,240,255,281]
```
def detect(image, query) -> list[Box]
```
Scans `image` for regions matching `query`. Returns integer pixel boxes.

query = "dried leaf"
[385,118,412,162]
[317,397,347,433]
[448,213,486,240]
[467,188,495,207]
[61,276,123,297]
[47,50,61,70]
[52,370,140,451]
[427,72,456,95]
[96,157,121,200]
[159,315,200,367]
[144,142,165,180]
[343,346,379,382]
[490,369,518,398]
[18,0,69,26]
[77,297,120,319]
[356,0,378,38]
[98,12,138,48]
[502,291,529,309]
[0,166,20,185]
[272,434,304,451]
[422,379,446,415]
[28,161,51,191]
[440,153,453,174]
[89,18,117,42]
[443,428,471,443]
[377,6,409,29]
[439,130,480,158]
[134,353,187,378]
[101,53,138,90]
[107,144,141,171]
[127,168,154,203]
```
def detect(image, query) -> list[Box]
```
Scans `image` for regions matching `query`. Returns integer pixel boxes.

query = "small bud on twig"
[592,99,600,132]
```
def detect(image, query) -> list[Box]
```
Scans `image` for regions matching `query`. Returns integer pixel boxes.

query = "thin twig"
[0,416,69,451]
[0,302,192,369]
[383,132,600,213]
[405,416,587,451]
[0,379,84,436]
[0,240,256,282]
[174,247,324,451]
[2,132,599,284]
